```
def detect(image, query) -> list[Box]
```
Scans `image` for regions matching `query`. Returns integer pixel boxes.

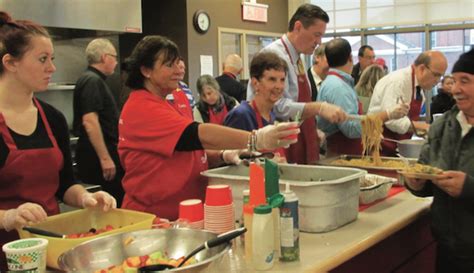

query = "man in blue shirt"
[317,38,409,156]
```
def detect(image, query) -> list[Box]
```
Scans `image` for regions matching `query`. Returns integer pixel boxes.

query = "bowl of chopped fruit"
[57,228,231,272]
[18,208,155,269]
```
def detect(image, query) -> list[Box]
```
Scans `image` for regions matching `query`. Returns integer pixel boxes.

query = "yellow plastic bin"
[18,208,155,269]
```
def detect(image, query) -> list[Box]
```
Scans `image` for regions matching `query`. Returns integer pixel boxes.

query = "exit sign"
[242,1,268,23]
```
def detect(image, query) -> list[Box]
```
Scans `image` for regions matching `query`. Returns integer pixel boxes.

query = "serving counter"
[218,190,434,273]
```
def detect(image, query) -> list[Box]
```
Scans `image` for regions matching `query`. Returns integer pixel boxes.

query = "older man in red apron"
[368,51,448,156]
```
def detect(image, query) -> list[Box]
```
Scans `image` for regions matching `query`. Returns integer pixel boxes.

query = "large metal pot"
[397,139,426,159]
[58,228,231,272]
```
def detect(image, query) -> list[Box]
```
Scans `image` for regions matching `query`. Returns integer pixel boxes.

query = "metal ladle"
[138,227,247,272]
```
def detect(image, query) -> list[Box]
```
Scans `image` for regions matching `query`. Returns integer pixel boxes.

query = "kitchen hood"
[0,0,142,33]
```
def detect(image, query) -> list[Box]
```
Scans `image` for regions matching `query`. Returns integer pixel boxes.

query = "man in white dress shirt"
[368,50,447,155]
[308,43,328,101]
[247,4,346,164]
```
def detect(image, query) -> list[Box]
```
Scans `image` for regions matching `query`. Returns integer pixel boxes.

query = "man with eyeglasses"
[368,50,448,156]
[73,38,125,206]
[351,45,376,85]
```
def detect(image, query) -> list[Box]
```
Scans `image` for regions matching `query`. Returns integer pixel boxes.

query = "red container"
[205,185,233,206]
[282,124,299,140]
[178,199,204,222]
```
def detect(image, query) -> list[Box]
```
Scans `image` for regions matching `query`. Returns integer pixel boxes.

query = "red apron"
[223,72,236,80]
[251,100,286,158]
[381,66,422,156]
[208,104,228,125]
[0,98,62,269]
[281,39,319,164]
[325,71,364,156]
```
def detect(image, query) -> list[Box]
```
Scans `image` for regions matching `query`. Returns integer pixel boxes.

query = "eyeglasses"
[106,53,118,59]
[425,65,443,79]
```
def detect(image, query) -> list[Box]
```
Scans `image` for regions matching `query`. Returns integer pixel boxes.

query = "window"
[367,34,395,72]
[218,28,281,79]
[246,35,277,79]
[395,32,424,70]
[430,30,464,73]
[311,0,474,31]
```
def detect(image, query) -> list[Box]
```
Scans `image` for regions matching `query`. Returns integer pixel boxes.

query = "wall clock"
[193,10,210,34]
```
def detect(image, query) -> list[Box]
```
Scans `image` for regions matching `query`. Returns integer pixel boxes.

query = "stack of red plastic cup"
[179,199,204,229]
[204,184,235,234]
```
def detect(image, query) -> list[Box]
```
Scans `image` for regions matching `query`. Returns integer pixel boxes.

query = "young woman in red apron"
[0,13,116,270]
[281,39,319,164]
[0,99,62,269]
[381,66,422,156]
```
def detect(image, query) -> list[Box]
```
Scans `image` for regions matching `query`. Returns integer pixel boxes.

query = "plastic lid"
[267,193,284,208]
[2,238,48,253]
[243,204,255,214]
[253,205,272,214]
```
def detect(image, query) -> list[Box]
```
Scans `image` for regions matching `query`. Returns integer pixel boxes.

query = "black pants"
[76,141,125,207]
[435,243,474,273]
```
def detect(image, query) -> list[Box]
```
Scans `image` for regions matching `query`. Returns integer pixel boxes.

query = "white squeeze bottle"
[252,204,275,270]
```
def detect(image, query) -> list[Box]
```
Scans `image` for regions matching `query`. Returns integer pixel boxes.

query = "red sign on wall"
[242,1,268,23]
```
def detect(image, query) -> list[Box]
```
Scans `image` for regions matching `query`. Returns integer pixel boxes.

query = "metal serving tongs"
[240,152,274,167]
[397,153,414,167]
[347,114,366,120]
[397,96,427,138]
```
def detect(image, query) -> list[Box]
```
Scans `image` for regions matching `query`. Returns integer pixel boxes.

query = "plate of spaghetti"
[398,163,443,180]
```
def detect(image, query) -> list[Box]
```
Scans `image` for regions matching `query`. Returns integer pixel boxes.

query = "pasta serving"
[404,163,443,174]
[361,114,384,165]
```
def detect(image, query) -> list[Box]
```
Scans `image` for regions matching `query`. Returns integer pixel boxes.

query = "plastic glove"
[1,203,47,231]
[256,122,299,150]
[81,191,117,212]
[221,149,242,165]
[386,103,410,120]
[318,102,348,123]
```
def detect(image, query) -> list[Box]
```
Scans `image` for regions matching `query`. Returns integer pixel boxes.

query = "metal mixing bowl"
[58,228,231,272]
[397,139,426,159]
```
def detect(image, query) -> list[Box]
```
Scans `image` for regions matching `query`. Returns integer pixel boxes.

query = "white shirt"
[246,35,306,121]
[367,66,426,134]
[310,66,324,90]
[457,111,473,138]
